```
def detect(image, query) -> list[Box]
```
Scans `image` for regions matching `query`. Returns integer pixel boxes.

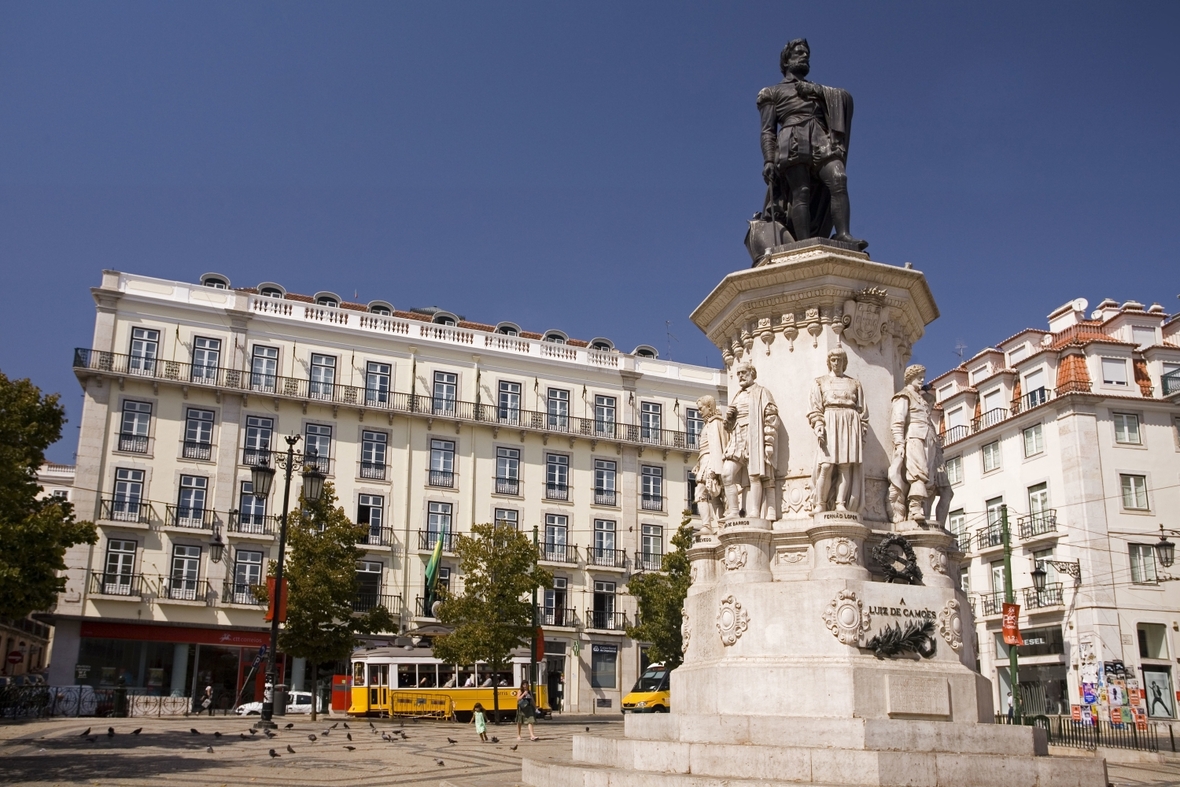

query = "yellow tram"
[348,647,549,722]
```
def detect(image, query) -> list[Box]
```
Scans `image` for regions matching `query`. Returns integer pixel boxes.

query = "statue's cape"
[819,85,853,150]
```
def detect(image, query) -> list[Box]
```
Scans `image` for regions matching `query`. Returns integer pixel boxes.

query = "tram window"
[368,664,388,686]
[460,671,477,687]
[398,664,416,688]
[440,665,456,688]
[353,663,366,686]
[418,665,438,688]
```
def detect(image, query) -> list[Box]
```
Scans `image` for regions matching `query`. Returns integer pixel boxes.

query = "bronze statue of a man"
[757,39,866,251]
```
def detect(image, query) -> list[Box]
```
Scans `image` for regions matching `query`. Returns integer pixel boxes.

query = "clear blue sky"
[3,1,1178,462]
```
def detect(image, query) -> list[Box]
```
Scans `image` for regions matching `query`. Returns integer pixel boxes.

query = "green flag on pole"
[423,532,444,614]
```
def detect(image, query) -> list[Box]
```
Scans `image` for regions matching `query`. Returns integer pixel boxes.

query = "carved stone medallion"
[929,550,948,575]
[779,549,807,565]
[825,537,858,565]
[681,612,691,653]
[822,589,870,646]
[938,599,964,651]
[716,595,749,647]
[722,545,748,571]
[843,287,889,347]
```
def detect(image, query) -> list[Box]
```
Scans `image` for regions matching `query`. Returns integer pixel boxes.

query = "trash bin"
[273,684,288,716]
[113,679,129,718]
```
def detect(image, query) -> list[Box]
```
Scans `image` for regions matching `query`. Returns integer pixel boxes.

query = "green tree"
[625,511,693,669]
[261,482,395,721]
[433,523,551,721]
[0,372,96,619]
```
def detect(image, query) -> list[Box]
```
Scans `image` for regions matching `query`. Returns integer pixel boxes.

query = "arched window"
[633,345,658,359]
[314,291,341,308]
[589,337,615,352]
[368,301,394,316]
[200,273,230,289]
[432,311,459,326]
[496,322,521,336]
[258,282,286,299]
[543,331,567,345]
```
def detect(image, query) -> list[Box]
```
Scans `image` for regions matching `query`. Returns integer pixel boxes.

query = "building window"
[119,401,152,453]
[231,549,263,603]
[686,408,703,449]
[429,439,455,487]
[595,395,616,436]
[1138,623,1169,659]
[990,561,1006,592]
[191,337,221,382]
[641,466,664,510]
[304,424,332,473]
[1022,369,1047,407]
[357,560,382,607]
[128,327,160,374]
[1101,358,1128,386]
[945,455,962,485]
[360,431,387,479]
[260,286,283,298]
[201,275,228,289]
[51,489,69,501]
[544,514,568,561]
[544,577,568,625]
[111,468,144,520]
[309,353,337,399]
[427,501,452,539]
[547,388,570,431]
[316,296,338,308]
[959,566,970,594]
[1008,345,1028,364]
[594,459,617,506]
[1027,483,1050,517]
[687,472,698,515]
[590,643,618,688]
[102,539,136,592]
[947,509,967,550]
[594,519,616,556]
[176,475,208,526]
[640,402,662,442]
[592,581,617,631]
[498,381,521,424]
[1132,325,1156,348]
[1120,474,1149,510]
[243,415,273,466]
[543,332,566,345]
[1113,413,1142,445]
[982,441,1001,473]
[251,345,278,392]
[985,497,1005,535]
[495,447,520,495]
[493,508,518,529]
[641,524,663,568]
[546,453,569,500]
[183,408,214,460]
[358,494,384,539]
[238,480,267,531]
[433,371,457,414]
[1130,544,1158,584]
[1023,424,1043,458]
[168,545,202,600]
[365,362,391,406]
[369,304,391,316]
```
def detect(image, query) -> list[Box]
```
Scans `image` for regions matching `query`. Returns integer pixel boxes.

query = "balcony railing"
[159,577,210,602]
[634,551,664,572]
[181,440,214,461]
[942,425,970,445]
[228,512,279,537]
[1023,582,1064,610]
[165,505,215,530]
[359,526,394,547]
[1018,510,1058,539]
[494,477,520,496]
[1012,387,1051,414]
[358,461,387,481]
[948,530,970,553]
[1165,368,1180,396]
[90,572,146,598]
[353,592,400,614]
[242,447,271,467]
[73,349,698,451]
[540,543,577,564]
[593,489,617,506]
[415,595,445,618]
[641,493,664,512]
[417,529,457,552]
[979,592,1005,617]
[223,581,265,606]
[972,408,1009,432]
[545,483,569,501]
[538,607,576,627]
[428,469,455,488]
[585,609,628,631]
[976,525,1004,551]
[116,433,150,454]
[99,498,153,524]
[587,546,626,568]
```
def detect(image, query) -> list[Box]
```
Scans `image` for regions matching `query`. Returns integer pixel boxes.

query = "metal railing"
[117,433,150,453]
[979,591,1004,616]
[585,609,628,631]
[358,461,387,481]
[634,551,664,572]
[996,714,1175,753]
[353,592,400,613]
[0,685,115,718]
[641,494,664,512]
[360,526,394,547]
[417,529,457,552]
[538,607,577,627]
[74,349,698,451]
[227,512,279,536]
[428,469,455,488]
[540,542,577,564]
[593,489,617,506]
[972,408,1009,432]
[976,525,1004,550]
[90,571,146,597]
[222,581,265,605]
[545,483,569,501]
[242,447,271,467]
[1018,510,1057,539]
[1165,368,1180,396]
[587,546,627,568]
[415,596,443,618]
[164,505,215,530]
[494,477,520,495]
[159,577,211,602]
[1022,582,1064,610]
[942,425,970,444]
[181,440,214,460]
[99,498,153,524]
[1012,387,1051,414]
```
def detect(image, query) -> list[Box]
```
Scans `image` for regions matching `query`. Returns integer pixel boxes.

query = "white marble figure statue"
[888,364,942,524]
[922,386,954,527]
[722,362,779,520]
[691,395,727,534]
[808,347,868,513]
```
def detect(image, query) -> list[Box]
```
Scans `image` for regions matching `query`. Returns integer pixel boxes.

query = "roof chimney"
[1047,298,1088,332]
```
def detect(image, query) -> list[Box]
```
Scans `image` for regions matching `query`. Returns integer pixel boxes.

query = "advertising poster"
[1082,683,1097,704]
[1001,604,1023,646]
[1143,670,1176,719]
[1071,704,1082,722]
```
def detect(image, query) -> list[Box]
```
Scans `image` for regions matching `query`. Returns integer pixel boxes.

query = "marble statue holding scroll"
[691,394,728,535]
[722,362,779,521]
[888,364,946,525]
[808,347,868,513]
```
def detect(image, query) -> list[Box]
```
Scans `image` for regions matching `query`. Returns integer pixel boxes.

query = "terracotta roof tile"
[1132,359,1153,397]
[1054,352,1092,394]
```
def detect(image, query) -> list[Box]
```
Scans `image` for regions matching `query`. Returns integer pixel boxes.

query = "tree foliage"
[625,511,693,669]
[0,372,96,619]
[433,523,551,717]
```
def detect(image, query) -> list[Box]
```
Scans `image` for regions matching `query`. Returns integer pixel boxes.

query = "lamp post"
[250,435,326,730]
[1031,558,1081,592]
[999,504,1021,725]
[1155,526,1176,569]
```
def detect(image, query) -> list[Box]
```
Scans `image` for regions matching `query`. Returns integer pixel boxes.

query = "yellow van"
[621,663,670,714]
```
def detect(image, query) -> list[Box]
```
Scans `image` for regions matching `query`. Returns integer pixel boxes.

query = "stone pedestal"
[522,244,1107,786]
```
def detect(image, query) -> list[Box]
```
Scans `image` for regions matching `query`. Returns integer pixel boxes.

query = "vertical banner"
[1001,603,1023,645]
[265,577,288,622]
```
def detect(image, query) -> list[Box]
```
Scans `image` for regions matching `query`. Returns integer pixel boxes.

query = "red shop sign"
[80,621,270,647]
[1001,603,1024,646]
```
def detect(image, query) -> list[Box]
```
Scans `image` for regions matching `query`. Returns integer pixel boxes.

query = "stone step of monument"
[566,734,1106,787]
[522,757,853,787]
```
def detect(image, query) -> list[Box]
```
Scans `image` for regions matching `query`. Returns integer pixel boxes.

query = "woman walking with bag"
[515,681,537,741]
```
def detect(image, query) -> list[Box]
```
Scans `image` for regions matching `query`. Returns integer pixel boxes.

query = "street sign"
[7,651,23,665]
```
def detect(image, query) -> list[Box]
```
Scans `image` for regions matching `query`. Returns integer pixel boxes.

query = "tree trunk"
[311,673,319,723]
[491,659,501,724]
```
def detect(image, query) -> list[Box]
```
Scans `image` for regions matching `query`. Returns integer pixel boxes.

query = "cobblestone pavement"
[2,715,1178,786]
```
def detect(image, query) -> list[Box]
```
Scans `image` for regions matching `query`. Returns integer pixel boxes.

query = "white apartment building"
[932,296,1180,723]
[50,270,723,714]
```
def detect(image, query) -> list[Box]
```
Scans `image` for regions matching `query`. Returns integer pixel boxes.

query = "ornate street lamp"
[1031,558,1082,592]
[1156,526,1176,570]
[252,436,325,730]
[209,521,225,564]
[1031,561,1047,593]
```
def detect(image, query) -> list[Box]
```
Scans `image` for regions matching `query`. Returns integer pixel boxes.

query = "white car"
[236,691,322,715]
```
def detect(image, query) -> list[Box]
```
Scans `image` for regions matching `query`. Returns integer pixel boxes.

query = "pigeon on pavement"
[511,744,518,751]
[344,745,355,752]
[131,728,142,735]
[268,748,280,758]
[286,745,296,754]
[342,722,349,729]
[190,728,201,735]
[206,746,214,754]
[78,728,91,737]
[330,722,339,729]
[213,731,222,738]
[284,723,294,729]
[447,737,456,744]
[249,729,258,736]
[264,729,276,739]
[107,727,115,737]
[435,758,445,766]
[240,733,249,740]
[491,736,499,743]
[346,732,352,741]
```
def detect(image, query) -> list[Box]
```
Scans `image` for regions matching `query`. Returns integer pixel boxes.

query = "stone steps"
[522,757,853,787]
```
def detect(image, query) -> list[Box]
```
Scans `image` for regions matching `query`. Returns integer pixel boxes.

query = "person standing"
[471,703,488,742]
[515,681,537,742]
[202,685,214,717]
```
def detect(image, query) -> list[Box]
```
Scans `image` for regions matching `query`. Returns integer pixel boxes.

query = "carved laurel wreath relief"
[722,545,748,571]
[938,599,964,651]
[825,537,858,565]
[822,589,871,646]
[716,595,749,646]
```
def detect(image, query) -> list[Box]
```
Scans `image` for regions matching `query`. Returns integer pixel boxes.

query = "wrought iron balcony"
[159,577,210,602]
[90,571,146,598]
[587,546,626,568]
[1165,368,1180,396]
[99,498,153,524]
[223,581,265,606]
[165,505,215,530]
[242,447,271,467]
[353,592,400,614]
[1013,387,1051,414]
[585,609,628,631]
[1018,510,1058,540]
[1022,582,1064,610]
[228,511,279,536]
[942,425,970,445]
[538,607,577,627]
[415,596,443,618]
[494,477,520,496]
[979,592,1005,617]
[593,489,617,506]
[417,529,457,552]
[972,408,1009,432]
[116,433,150,454]
[358,461,387,481]
[540,542,577,564]
[428,469,455,488]
[634,551,664,572]
[545,483,569,501]
[181,440,214,461]
[359,526,394,547]
[976,525,1004,551]
[641,493,664,512]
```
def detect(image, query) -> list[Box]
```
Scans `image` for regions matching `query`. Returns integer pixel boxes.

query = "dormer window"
[200,274,229,289]
[1131,325,1156,348]
[543,331,567,345]
[258,282,286,299]
[1008,345,1028,365]
[589,337,615,352]
[633,345,658,359]
[317,296,339,308]
[495,322,521,336]
[369,305,391,316]
[437,316,456,326]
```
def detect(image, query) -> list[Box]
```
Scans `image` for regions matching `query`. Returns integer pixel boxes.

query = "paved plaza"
[1,714,1178,786]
